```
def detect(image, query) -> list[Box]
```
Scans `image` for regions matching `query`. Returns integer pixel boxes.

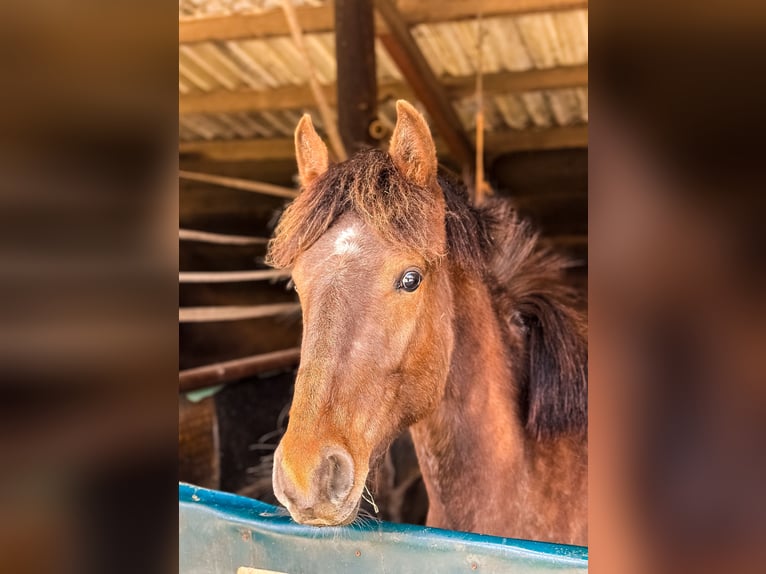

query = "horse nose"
[272,443,355,522]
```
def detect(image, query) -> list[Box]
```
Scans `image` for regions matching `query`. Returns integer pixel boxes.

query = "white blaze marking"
[333,225,360,255]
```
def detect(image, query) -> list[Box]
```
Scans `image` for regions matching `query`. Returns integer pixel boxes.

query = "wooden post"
[335,0,379,153]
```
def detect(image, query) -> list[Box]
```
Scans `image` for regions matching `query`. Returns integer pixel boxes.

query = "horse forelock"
[268,149,487,271]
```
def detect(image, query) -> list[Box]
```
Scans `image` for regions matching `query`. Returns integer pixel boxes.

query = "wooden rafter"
[481,125,588,155]
[375,0,474,170]
[179,0,588,43]
[180,125,587,161]
[179,65,587,116]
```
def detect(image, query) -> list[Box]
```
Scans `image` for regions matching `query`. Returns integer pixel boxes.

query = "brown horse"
[268,101,587,545]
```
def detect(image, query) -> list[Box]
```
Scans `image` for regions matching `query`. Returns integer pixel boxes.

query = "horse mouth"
[295,498,361,527]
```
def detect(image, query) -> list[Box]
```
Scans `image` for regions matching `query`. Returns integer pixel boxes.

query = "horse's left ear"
[520,292,588,439]
[389,100,438,187]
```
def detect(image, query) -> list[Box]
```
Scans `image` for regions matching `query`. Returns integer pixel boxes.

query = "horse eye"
[399,270,422,292]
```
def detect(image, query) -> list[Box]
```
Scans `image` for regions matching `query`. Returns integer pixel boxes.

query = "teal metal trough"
[179,483,587,573]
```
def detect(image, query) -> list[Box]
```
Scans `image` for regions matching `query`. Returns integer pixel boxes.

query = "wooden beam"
[180,0,588,43]
[179,125,588,161]
[180,138,296,162]
[179,169,298,198]
[180,347,301,392]
[395,0,588,22]
[180,83,335,115]
[180,3,334,43]
[179,66,585,116]
[446,64,588,99]
[335,0,379,152]
[482,125,588,154]
[375,0,474,170]
[179,270,291,283]
[179,303,301,323]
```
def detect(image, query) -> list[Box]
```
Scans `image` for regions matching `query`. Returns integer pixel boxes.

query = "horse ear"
[520,295,588,439]
[389,100,437,187]
[294,114,329,188]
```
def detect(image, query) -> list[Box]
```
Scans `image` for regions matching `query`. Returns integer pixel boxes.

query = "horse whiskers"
[361,484,380,514]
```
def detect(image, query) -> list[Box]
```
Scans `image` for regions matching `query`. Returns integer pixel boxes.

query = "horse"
[267,100,588,545]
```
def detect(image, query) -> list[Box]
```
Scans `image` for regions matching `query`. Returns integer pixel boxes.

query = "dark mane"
[267,148,587,438]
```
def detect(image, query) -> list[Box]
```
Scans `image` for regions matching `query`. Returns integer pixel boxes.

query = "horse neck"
[410,265,526,530]
[409,265,587,543]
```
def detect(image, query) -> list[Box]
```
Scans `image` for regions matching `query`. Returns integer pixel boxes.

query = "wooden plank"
[396,0,588,22]
[180,83,335,115]
[180,347,302,392]
[179,228,269,245]
[482,125,588,154]
[180,303,301,323]
[178,125,588,161]
[335,0,379,152]
[446,64,588,99]
[180,138,296,162]
[180,0,588,43]
[180,3,335,43]
[179,67,585,116]
[375,0,474,170]
[179,169,298,198]
[179,270,291,283]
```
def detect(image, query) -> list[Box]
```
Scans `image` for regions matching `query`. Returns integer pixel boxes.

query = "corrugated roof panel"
[493,94,530,130]
[235,112,277,137]
[520,92,554,128]
[304,33,337,83]
[516,14,561,69]
[575,87,588,122]
[259,110,296,135]
[182,44,240,91]
[202,42,263,90]
[214,112,258,138]
[486,18,533,72]
[225,40,281,88]
[552,10,588,65]
[411,25,449,77]
[179,55,216,92]
[546,88,582,126]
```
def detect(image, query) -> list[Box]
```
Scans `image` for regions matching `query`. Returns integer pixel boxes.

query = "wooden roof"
[179,0,588,164]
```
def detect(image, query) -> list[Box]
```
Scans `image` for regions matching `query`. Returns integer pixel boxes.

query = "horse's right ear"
[294,114,329,188]
[389,100,438,187]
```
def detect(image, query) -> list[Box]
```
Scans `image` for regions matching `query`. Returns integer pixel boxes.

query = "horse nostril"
[318,447,354,505]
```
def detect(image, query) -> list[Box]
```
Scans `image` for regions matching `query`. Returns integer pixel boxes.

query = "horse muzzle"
[272,442,360,526]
